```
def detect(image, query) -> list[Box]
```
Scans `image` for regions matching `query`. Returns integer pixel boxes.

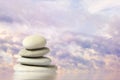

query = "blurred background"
[0,0,120,80]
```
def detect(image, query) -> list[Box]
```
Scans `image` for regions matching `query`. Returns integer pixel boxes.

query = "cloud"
[45,32,120,71]
[83,0,120,14]
[0,0,119,37]
[0,0,97,34]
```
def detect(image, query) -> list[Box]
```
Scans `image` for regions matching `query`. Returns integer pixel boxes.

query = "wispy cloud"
[83,0,120,14]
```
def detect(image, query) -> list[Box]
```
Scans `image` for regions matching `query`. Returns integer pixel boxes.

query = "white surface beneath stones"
[18,57,51,66]
[19,47,50,57]
[14,64,57,72]
[23,35,46,49]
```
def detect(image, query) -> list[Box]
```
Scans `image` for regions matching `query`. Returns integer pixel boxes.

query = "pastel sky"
[0,0,120,79]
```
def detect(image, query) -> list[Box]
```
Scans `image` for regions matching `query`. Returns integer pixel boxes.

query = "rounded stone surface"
[19,47,50,57]
[14,71,56,80]
[14,64,57,72]
[23,35,46,49]
[18,57,51,66]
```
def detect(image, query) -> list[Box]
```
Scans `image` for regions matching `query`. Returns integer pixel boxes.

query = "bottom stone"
[14,64,57,72]
[14,71,56,80]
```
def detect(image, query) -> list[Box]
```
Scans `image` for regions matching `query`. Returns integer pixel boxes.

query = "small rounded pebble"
[23,35,46,49]
[18,57,51,66]
[19,47,50,57]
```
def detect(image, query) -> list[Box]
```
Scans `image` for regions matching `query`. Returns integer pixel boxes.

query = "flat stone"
[18,57,51,66]
[23,35,46,49]
[14,71,56,80]
[14,64,57,72]
[19,47,50,57]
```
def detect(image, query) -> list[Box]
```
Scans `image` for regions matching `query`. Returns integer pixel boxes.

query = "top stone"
[23,35,46,49]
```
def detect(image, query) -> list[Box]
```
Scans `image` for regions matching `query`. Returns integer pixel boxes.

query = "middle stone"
[19,47,50,57]
[18,57,51,66]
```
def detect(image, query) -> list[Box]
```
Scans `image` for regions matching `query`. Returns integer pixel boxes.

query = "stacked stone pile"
[14,35,57,72]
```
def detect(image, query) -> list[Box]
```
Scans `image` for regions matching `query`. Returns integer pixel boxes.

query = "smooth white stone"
[18,57,51,66]
[14,64,57,72]
[19,47,50,57]
[14,71,56,80]
[23,35,46,49]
